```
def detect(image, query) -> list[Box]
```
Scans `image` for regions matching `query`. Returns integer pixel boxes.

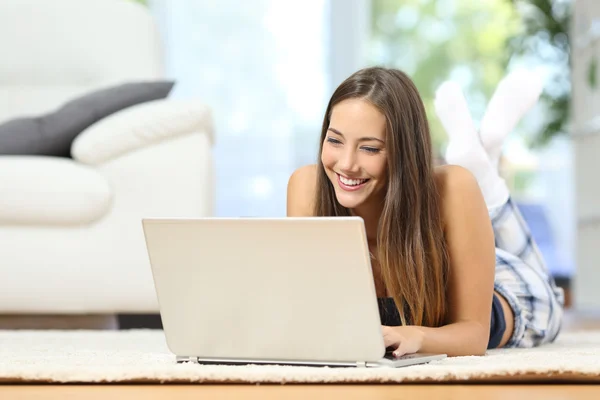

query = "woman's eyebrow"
[327,127,385,144]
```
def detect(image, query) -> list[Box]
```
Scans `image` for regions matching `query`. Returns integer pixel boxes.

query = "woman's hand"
[381,325,424,357]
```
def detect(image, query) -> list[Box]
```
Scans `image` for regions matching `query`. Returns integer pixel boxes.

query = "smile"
[336,173,370,191]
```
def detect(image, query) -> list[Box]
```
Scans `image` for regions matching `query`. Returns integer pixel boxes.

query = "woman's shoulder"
[288,164,318,194]
[289,164,318,181]
[287,164,318,216]
[434,164,484,222]
[434,164,478,191]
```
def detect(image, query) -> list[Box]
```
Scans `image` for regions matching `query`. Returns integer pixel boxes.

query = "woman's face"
[321,98,388,210]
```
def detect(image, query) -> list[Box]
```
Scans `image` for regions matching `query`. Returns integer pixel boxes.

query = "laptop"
[141,217,447,368]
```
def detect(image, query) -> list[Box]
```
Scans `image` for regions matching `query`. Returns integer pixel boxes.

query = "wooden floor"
[1,309,600,399]
[3,384,600,399]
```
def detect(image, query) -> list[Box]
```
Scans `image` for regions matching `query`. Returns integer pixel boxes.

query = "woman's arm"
[385,165,496,357]
[429,165,497,355]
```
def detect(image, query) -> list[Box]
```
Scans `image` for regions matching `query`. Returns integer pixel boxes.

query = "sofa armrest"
[0,156,112,225]
[71,99,214,165]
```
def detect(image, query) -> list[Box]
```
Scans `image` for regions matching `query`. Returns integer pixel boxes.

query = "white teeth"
[339,175,367,186]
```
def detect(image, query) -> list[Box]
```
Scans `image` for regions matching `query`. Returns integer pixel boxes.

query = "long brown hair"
[314,67,449,327]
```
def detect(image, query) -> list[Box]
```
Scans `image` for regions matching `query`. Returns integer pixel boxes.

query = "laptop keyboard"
[384,352,423,361]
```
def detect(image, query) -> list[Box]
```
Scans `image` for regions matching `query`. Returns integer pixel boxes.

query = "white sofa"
[0,0,214,315]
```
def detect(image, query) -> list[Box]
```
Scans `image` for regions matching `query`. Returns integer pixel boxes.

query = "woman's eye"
[362,147,380,154]
[326,137,379,153]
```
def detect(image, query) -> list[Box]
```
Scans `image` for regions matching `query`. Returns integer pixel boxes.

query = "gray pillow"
[0,81,175,157]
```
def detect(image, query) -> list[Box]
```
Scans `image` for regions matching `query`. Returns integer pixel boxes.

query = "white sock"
[479,69,543,169]
[433,81,479,148]
[434,81,509,210]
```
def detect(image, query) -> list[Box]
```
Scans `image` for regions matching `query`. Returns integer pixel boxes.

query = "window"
[150,0,330,217]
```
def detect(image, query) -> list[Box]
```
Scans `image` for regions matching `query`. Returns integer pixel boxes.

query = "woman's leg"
[434,81,509,210]
[490,202,565,348]
[479,69,544,170]
[434,80,564,348]
[434,69,544,209]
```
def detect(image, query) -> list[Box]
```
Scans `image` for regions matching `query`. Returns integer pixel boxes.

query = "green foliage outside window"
[506,0,571,148]
[370,0,521,154]
[370,0,571,153]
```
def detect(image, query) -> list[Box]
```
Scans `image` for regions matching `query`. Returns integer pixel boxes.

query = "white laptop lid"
[142,217,387,364]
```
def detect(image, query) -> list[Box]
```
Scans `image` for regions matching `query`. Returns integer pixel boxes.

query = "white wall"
[572,0,600,310]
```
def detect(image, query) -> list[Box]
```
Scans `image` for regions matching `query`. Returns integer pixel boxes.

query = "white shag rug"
[1,329,599,384]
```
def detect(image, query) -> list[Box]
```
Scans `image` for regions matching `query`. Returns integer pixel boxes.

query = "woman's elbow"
[466,325,489,356]
[447,343,487,357]
[469,342,488,357]
[452,323,489,357]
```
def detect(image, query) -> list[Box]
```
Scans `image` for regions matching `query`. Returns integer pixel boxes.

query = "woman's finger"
[393,344,406,358]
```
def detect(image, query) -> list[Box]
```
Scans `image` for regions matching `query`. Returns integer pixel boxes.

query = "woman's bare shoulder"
[434,164,484,225]
[286,164,318,217]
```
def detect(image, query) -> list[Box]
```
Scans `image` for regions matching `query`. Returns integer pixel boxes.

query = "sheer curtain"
[148,0,368,217]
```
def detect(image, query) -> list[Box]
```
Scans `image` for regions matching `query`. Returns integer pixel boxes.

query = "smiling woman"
[286,66,564,358]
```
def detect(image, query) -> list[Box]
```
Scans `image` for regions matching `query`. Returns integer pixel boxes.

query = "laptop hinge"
[356,361,367,368]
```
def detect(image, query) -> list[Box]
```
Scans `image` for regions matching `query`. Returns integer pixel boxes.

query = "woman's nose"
[338,149,359,173]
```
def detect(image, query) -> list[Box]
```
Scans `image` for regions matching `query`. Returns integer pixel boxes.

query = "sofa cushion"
[0,156,112,225]
[0,81,175,157]
[72,99,215,165]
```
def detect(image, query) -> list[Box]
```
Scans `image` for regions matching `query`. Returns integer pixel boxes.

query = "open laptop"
[141,217,447,368]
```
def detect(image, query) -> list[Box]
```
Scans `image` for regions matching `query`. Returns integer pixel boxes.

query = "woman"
[286,67,564,357]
